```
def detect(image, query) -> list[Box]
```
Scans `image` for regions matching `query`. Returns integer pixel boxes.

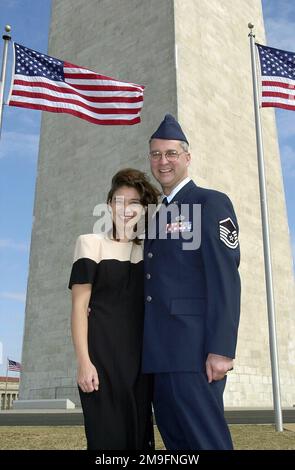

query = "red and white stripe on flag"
[8,43,145,125]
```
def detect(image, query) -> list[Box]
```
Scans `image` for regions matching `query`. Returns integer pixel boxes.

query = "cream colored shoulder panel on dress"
[100,238,143,264]
[130,242,144,264]
[73,234,101,263]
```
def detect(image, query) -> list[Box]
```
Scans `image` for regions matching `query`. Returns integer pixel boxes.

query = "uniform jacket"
[142,179,241,373]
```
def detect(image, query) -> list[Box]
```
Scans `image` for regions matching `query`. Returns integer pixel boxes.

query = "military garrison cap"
[150,114,189,145]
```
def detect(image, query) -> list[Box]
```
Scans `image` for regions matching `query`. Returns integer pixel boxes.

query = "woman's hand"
[77,361,99,393]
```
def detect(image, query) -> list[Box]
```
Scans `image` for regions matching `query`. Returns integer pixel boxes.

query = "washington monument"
[19,0,295,408]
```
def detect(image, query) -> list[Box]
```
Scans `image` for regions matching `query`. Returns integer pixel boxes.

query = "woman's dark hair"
[107,168,160,244]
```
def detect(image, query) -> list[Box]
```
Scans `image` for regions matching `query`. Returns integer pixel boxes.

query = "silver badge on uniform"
[219,217,238,249]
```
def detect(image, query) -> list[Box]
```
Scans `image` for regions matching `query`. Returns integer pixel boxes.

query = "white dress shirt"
[163,177,191,203]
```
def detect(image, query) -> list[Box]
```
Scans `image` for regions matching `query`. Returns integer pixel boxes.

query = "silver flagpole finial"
[248,23,255,37]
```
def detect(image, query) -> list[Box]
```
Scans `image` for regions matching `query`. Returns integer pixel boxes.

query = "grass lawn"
[0,425,294,450]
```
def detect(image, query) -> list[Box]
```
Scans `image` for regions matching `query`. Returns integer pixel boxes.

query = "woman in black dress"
[69,168,159,450]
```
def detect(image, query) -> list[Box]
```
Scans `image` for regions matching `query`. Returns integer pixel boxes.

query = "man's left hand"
[205,353,234,383]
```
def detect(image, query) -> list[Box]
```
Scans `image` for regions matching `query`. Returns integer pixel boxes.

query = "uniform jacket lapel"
[146,180,197,246]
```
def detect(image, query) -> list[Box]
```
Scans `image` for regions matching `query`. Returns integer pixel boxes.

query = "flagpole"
[4,358,9,410]
[0,25,11,139]
[248,23,283,432]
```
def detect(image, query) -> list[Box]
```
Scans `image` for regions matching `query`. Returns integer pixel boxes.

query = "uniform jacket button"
[146,273,151,279]
[147,252,153,258]
[146,296,152,302]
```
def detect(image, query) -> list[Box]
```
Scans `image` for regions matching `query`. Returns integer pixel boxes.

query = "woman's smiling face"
[109,185,144,235]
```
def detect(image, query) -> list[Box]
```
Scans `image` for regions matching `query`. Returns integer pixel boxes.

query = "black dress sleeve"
[68,234,100,289]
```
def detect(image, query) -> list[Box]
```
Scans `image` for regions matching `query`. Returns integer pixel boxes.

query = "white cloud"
[0,292,26,303]
[0,131,39,161]
[0,239,29,252]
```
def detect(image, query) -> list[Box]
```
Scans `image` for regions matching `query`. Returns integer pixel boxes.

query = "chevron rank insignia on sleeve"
[219,217,239,249]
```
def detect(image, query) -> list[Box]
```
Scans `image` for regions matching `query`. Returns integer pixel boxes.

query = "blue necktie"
[154,197,169,238]
[162,196,168,206]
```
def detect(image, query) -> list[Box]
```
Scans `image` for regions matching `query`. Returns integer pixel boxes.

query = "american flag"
[8,359,21,372]
[8,43,145,125]
[256,43,295,111]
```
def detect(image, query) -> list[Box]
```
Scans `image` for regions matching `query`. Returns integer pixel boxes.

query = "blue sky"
[0,0,294,377]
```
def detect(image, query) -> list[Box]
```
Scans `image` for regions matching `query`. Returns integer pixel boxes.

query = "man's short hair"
[149,139,189,153]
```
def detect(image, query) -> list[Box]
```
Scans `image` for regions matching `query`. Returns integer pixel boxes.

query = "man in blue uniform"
[142,114,241,450]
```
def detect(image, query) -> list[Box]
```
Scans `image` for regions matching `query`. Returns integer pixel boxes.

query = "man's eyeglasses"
[148,150,186,162]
